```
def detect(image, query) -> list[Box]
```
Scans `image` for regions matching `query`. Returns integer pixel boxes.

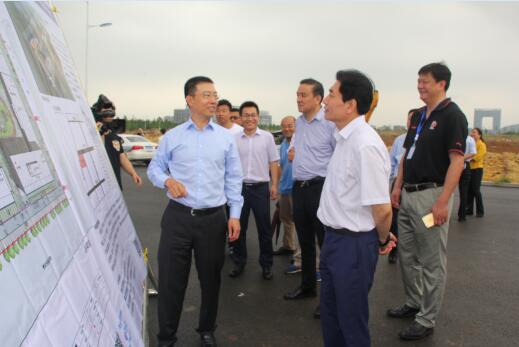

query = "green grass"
[495,177,512,184]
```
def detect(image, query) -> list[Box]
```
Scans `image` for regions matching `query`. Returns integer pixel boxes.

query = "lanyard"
[413,109,427,144]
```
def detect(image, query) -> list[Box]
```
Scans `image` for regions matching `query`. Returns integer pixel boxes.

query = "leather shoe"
[200,331,217,346]
[313,305,320,319]
[399,321,434,340]
[387,304,419,318]
[273,247,294,256]
[262,267,273,280]
[283,287,317,300]
[229,264,244,278]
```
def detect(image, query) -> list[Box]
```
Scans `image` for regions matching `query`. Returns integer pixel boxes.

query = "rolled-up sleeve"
[224,138,244,218]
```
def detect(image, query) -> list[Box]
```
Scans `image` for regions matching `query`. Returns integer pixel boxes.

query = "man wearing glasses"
[148,76,243,346]
[230,101,279,280]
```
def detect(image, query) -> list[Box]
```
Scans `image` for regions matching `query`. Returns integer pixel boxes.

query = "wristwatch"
[379,234,391,248]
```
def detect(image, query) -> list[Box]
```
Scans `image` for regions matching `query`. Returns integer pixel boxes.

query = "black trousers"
[467,168,484,215]
[233,183,273,268]
[157,201,227,345]
[457,166,472,219]
[292,180,325,292]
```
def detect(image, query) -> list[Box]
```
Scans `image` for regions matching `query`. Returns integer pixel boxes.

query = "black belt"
[243,182,269,187]
[294,176,325,188]
[403,182,443,193]
[325,226,356,235]
[325,225,375,236]
[169,200,224,217]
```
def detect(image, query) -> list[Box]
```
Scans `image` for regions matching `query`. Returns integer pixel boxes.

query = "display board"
[0,3,146,346]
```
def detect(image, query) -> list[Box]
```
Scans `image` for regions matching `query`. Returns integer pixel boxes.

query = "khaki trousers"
[279,194,320,269]
[279,194,297,251]
[293,242,320,269]
[398,186,452,328]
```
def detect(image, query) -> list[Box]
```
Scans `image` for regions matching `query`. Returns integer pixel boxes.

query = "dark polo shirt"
[403,98,468,185]
[104,132,124,189]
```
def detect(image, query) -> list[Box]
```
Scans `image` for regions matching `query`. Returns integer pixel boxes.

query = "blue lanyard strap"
[413,109,427,143]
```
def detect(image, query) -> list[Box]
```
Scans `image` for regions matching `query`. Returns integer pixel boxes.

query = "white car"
[119,134,158,163]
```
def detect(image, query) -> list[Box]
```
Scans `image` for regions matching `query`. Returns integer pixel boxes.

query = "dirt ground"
[381,132,519,183]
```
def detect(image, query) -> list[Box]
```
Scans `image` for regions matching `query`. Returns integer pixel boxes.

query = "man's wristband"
[379,234,391,248]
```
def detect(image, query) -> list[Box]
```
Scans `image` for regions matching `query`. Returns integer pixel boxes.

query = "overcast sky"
[56,1,519,127]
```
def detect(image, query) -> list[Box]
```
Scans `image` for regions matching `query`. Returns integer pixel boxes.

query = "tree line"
[123,116,281,132]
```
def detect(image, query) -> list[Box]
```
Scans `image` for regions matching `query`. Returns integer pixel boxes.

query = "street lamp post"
[85,3,111,101]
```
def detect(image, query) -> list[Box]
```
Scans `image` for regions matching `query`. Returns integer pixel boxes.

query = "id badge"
[406,145,416,159]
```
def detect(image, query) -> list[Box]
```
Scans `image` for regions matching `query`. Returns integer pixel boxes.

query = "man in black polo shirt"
[387,62,467,340]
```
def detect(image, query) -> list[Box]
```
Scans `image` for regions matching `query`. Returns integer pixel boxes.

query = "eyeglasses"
[230,116,238,120]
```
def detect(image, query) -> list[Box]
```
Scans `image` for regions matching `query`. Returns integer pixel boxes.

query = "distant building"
[500,124,519,134]
[474,109,501,134]
[173,108,190,124]
[259,111,272,126]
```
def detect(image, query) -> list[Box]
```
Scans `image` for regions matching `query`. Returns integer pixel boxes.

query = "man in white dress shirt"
[317,70,395,346]
[230,101,280,280]
[457,135,477,222]
[216,99,243,135]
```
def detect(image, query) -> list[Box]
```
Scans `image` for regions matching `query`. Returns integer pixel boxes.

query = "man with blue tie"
[148,76,243,347]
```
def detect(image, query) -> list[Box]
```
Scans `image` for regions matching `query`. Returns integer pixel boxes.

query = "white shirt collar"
[240,127,260,137]
[336,115,366,142]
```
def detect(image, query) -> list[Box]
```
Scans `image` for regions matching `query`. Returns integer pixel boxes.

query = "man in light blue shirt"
[457,134,477,222]
[284,79,336,321]
[387,109,415,264]
[147,76,243,347]
[275,116,297,256]
[390,133,407,180]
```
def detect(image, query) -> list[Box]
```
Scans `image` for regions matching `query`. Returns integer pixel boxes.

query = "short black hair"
[231,107,239,113]
[300,78,324,103]
[184,76,213,97]
[239,101,259,115]
[418,62,451,91]
[335,70,374,115]
[217,99,232,111]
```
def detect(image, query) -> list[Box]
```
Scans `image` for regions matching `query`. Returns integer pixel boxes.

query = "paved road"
[122,166,519,347]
